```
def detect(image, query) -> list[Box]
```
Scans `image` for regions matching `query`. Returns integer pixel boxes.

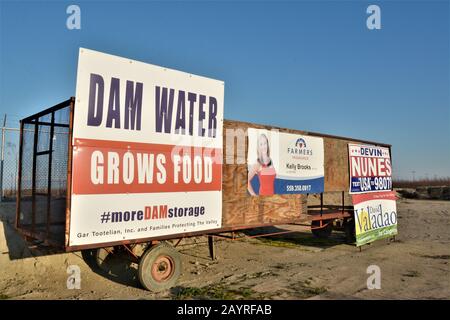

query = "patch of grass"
[173,269,281,300]
[246,271,278,279]
[254,237,298,249]
[288,280,327,298]
[174,285,260,300]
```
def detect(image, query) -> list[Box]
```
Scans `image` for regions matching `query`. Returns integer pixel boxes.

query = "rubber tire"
[81,249,96,268]
[138,242,182,292]
[81,248,113,272]
[311,220,333,238]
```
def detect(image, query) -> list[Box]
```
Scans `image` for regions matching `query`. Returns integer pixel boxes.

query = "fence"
[0,125,20,201]
[0,121,70,202]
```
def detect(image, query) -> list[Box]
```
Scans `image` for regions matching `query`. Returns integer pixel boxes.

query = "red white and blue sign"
[348,144,392,194]
[70,48,224,247]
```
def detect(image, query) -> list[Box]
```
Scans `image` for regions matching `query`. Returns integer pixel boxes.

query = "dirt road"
[0,198,449,299]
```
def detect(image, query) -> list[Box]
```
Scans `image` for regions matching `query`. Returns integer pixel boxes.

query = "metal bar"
[36,150,51,156]
[31,119,38,234]
[210,234,234,240]
[288,223,312,227]
[12,128,67,133]
[308,211,352,220]
[21,98,73,123]
[308,209,353,215]
[25,121,69,128]
[342,191,345,215]
[310,220,333,230]
[244,230,297,239]
[65,97,75,247]
[22,222,64,228]
[173,238,183,247]
[46,111,55,238]
[214,229,300,241]
[15,120,24,229]
[0,127,21,131]
[308,205,353,209]
[320,193,323,217]
[207,235,216,260]
[34,192,50,196]
[122,244,139,262]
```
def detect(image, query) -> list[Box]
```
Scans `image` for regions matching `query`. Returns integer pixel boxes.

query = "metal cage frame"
[15,97,74,247]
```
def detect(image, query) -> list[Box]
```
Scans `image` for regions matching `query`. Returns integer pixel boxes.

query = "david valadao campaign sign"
[69,48,224,247]
[352,191,398,246]
[247,128,324,195]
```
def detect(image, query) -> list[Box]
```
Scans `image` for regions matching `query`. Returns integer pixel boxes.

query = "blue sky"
[0,0,449,179]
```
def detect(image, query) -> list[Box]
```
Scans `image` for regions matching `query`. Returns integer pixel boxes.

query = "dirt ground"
[0,197,449,300]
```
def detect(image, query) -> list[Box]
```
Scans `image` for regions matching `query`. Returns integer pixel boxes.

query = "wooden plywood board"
[221,120,390,228]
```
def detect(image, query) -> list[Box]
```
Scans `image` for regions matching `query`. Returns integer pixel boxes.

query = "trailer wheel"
[311,220,333,238]
[95,247,114,270]
[81,247,115,272]
[138,242,181,292]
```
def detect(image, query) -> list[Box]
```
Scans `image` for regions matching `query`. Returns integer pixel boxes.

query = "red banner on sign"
[72,138,222,195]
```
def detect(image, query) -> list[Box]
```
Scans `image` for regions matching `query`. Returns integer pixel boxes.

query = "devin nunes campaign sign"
[348,144,392,194]
[69,48,224,247]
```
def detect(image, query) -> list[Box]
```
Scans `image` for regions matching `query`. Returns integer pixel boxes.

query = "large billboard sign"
[69,48,224,247]
[352,191,398,246]
[348,143,392,194]
[247,128,324,195]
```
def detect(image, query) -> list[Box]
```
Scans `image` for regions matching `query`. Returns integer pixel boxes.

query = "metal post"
[46,112,55,238]
[320,192,323,216]
[32,119,38,234]
[0,114,6,202]
[208,235,216,261]
[16,120,24,229]
[65,98,75,248]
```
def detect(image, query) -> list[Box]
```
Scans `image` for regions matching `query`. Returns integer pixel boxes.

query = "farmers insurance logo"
[295,138,306,148]
[287,137,313,156]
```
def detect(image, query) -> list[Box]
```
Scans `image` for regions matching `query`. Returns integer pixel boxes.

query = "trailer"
[15,48,392,291]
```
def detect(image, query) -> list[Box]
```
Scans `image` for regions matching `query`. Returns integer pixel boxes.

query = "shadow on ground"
[80,248,141,289]
[243,225,353,249]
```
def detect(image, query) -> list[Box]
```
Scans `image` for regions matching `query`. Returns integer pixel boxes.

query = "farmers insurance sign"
[348,143,392,194]
[352,191,398,246]
[247,129,324,195]
[69,48,224,247]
